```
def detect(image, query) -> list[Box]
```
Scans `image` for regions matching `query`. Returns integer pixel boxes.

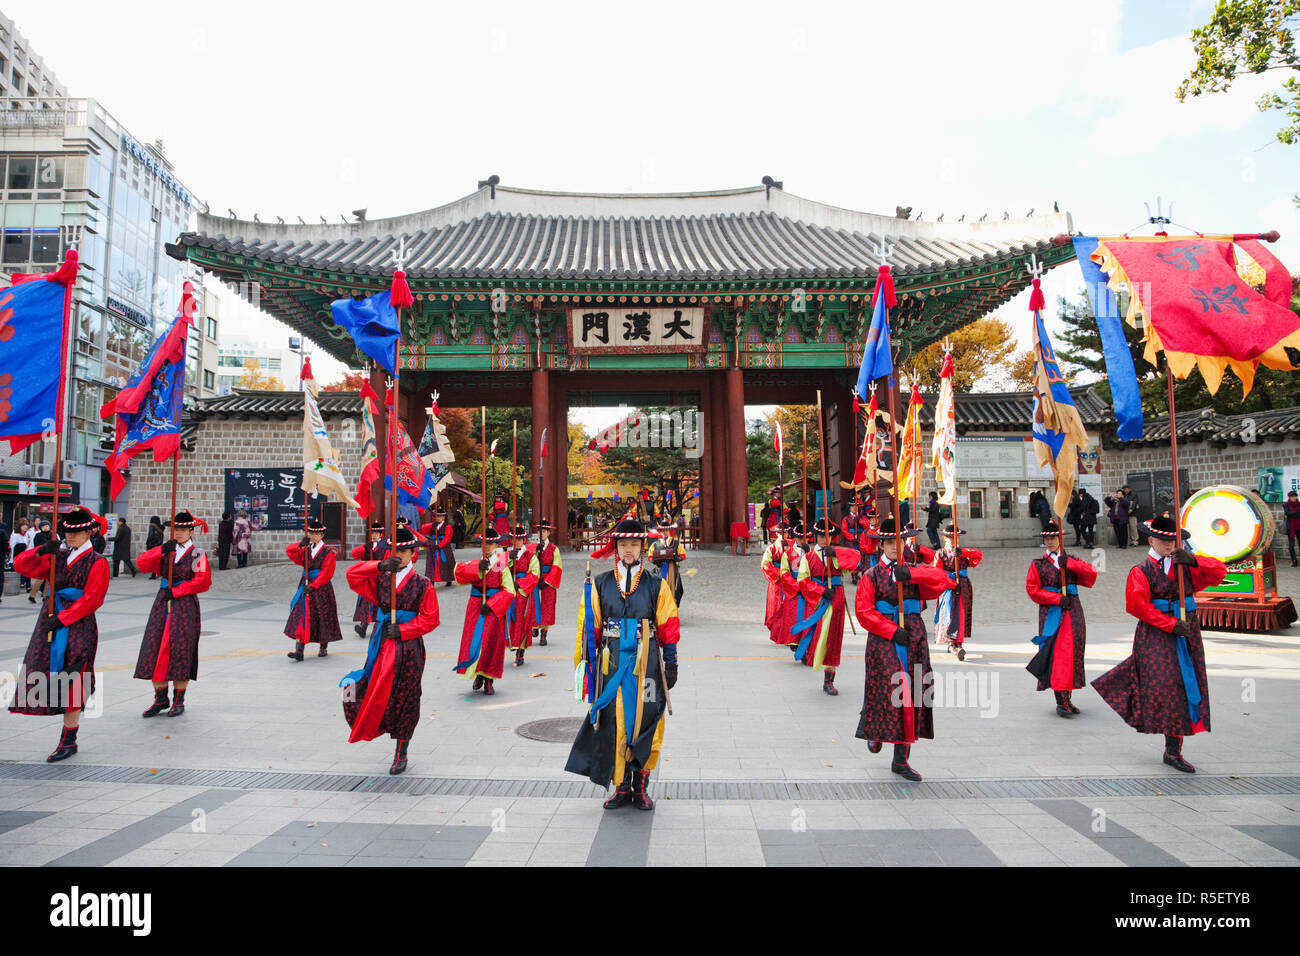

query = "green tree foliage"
[746,418,781,503]
[1177,0,1300,145]
[595,406,700,512]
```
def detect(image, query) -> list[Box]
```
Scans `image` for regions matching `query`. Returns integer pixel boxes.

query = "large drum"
[1180,485,1275,562]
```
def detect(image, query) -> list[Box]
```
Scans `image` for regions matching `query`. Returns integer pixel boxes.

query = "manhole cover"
[515,717,582,742]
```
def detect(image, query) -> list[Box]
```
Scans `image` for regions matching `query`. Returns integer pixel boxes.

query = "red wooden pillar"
[725,366,747,534]
[550,377,569,546]
[698,381,716,546]
[708,372,727,543]
[369,363,388,526]
[531,368,550,528]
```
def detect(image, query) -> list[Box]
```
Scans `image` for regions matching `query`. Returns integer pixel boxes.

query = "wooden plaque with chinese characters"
[567,306,706,354]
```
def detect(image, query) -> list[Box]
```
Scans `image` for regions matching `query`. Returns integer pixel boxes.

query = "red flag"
[852,392,879,486]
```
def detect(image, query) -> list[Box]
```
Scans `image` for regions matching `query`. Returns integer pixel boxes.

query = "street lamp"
[288,336,308,391]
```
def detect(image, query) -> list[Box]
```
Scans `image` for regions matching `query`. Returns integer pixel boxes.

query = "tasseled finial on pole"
[872,263,897,310]
[1028,277,1046,313]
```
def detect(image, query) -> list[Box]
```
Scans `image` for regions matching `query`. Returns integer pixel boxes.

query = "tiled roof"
[1117,405,1300,446]
[191,390,362,420]
[170,184,1073,282]
[914,385,1115,430]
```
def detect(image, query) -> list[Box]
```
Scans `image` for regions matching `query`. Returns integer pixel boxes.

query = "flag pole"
[942,339,964,581]
[908,375,920,564]
[388,339,399,621]
[1166,363,1187,619]
[302,487,311,647]
[511,418,518,536]
[801,423,808,536]
[886,366,904,629]
[816,390,855,635]
[46,251,78,617]
[481,407,488,560]
[164,284,193,621]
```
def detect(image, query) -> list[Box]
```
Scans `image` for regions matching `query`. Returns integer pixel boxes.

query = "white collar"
[618,562,642,594]
[879,553,894,566]
[66,541,93,565]
[1148,548,1167,567]
[310,540,324,558]
[173,539,193,562]
[1044,550,1061,566]
[392,563,414,589]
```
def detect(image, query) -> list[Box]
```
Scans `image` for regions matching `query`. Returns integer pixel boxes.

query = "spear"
[480,407,488,560]
[511,419,518,536]
[801,423,808,536]
[816,390,856,636]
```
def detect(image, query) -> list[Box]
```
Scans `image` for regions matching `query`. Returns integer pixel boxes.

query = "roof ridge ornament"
[390,235,411,272]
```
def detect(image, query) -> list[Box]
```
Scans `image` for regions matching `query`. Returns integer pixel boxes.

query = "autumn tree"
[1177,0,1300,145]
[237,358,283,391]
[321,370,369,391]
[1004,349,1038,390]
[904,317,1019,391]
[763,405,821,487]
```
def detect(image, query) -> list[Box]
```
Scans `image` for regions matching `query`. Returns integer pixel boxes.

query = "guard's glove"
[1171,619,1193,638]
[1058,594,1072,613]
[1171,549,1197,568]
[478,558,491,576]
[892,563,911,583]
[479,601,491,617]
[953,546,964,560]
[891,626,909,645]
[664,662,678,690]
[160,539,178,555]
[37,539,61,556]
[299,536,310,549]
[158,586,173,602]
[384,621,402,641]
[377,556,402,574]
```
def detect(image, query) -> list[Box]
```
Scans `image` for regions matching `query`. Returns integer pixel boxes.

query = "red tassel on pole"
[389,269,415,310]
[1027,277,1046,313]
[871,263,897,310]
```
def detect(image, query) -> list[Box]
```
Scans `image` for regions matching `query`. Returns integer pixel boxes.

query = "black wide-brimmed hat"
[173,511,209,533]
[58,507,107,536]
[775,521,791,533]
[434,506,447,517]
[1143,511,1191,541]
[536,517,553,531]
[482,527,501,545]
[611,518,649,539]
[393,524,418,549]
[395,516,410,527]
[512,525,529,537]
[368,520,386,533]
[940,523,967,536]
[306,517,326,533]
[1041,520,1064,537]
[810,518,838,537]
[867,518,919,539]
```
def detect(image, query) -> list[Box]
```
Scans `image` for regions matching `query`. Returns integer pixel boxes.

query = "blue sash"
[876,599,922,670]
[1153,595,1202,722]
[590,617,641,743]
[791,575,842,661]
[455,586,501,671]
[49,586,84,674]
[289,569,321,615]
[1031,584,1079,646]
[340,606,417,689]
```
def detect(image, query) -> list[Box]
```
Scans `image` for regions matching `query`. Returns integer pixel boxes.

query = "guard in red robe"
[341,523,440,775]
[840,498,871,583]
[491,498,512,540]
[9,507,110,762]
[761,523,793,643]
[531,519,563,646]
[792,518,862,696]
[853,518,951,781]
[135,511,212,718]
[284,517,342,661]
[453,528,516,694]
[932,524,982,661]
[420,506,455,586]
[649,520,686,606]
[507,525,541,667]
[773,524,808,647]
[350,520,388,637]
[1092,512,1227,773]
[1025,521,1098,716]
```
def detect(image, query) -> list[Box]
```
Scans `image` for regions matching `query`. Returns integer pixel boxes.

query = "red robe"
[854,557,950,744]
[533,539,563,628]
[794,545,861,670]
[420,519,455,583]
[283,542,341,645]
[454,553,514,681]
[1092,553,1226,737]
[9,546,109,715]
[134,542,212,682]
[1026,553,1098,691]
[933,546,983,644]
[343,562,440,742]
[507,544,540,650]
[775,544,805,646]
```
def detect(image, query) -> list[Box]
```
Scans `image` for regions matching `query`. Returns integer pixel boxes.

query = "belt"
[340,606,417,689]
[1154,595,1202,722]
[289,569,321,613]
[49,586,84,674]
[1032,584,1079,646]
[876,598,921,670]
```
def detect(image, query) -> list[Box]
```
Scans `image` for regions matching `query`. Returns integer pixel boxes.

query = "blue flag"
[1073,237,1143,441]
[330,291,401,376]
[0,275,68,453]
[855,287,894,398]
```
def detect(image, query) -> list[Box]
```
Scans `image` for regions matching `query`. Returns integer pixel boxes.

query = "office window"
[207,317,217,339]
[999,489,1014,519]
[6,155,33,189]
[204,370,215,390]
[968,489,984,520]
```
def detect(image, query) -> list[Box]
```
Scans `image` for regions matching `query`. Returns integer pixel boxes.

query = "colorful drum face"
[1181,485,1275,562]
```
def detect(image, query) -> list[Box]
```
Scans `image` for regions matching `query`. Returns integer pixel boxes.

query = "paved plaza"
[0,544,1297,867]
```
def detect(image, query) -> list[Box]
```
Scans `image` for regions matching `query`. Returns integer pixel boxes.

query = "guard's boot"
[472,675,484,691]
[514,648,525,667]
[1054,691,1073,718]
[631,769,655,811]
[866,740,883,754]
[354,622,367,638]
[603,776,632,810]
[955,642,966,662]
[822,670,838,696]
[318,643,328,658]
[47,725,78,762]
[1064,690,1080,715]
[890,744,922,782]
[482,678,495,696]
[167,689,186,717]
[287,642,305,662]
[142,688,170,718]
[389,739,409,776]
[538,629,547,646]
[1163,735,1195,773]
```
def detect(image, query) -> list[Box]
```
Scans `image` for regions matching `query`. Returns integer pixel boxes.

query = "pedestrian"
[31,520,53,604]
[9,518,31,596]
[145,516,164,578]
[135,512,213,719]
[854,517,951,782]
[791,517,862,696]
[1283,490,1300,567]
[217,512,234,570]
[1065,491,1083,546]
[285,516,342,661]
[452,527,516,695]
[1025,522,1098,717]
[1092,512,1228,773]
[923,491,943,550]
[452,505,467,549]
[1034,491,1052,532]
[651,519,686,607]
[565,517,681,811]
[1123,485,1141,547]
[111,518,137,578]
[0,522,8,604]
[932,524,983,661]
[1081,490,1100,548]
[8,508,110,762]
[341,523,441,775]
[1104,489,1130,549]
[232,510,252,568]
[531,518,563,647]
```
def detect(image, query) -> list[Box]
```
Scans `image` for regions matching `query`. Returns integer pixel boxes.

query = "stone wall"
[124,412,369,566]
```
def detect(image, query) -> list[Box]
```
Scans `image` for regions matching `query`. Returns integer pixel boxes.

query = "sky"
[10,0,1296,429]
